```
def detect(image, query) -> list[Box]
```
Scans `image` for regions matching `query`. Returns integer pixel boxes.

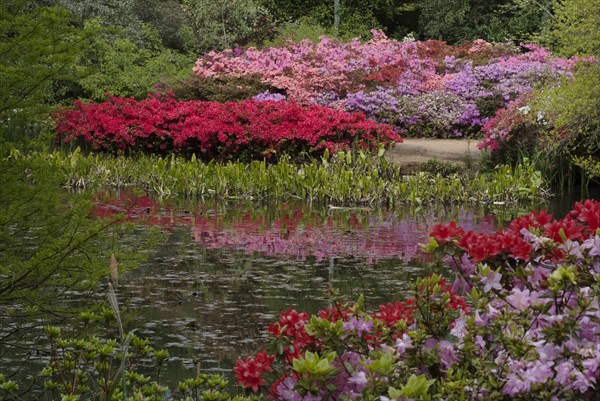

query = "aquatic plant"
[234,199,600,400]
[0,287,264,401]
[17,149,547,206]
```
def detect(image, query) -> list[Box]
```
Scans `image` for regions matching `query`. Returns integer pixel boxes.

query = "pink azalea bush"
[54,96,401,161]
[193,31,578,138]
[234,200,600,400]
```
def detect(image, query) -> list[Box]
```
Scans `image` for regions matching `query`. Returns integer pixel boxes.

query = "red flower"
[234,350,275,392]
[53,98,401,161]
[570,199,600,233]
[318,302,353,322]
[544,218,584,243]
[372,300,415,326]
[430,221,465,244]
[508,209,552,234]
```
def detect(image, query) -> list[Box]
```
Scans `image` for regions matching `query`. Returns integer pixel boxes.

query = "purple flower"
[253,91,287,102]
[481,268,502,292]
[571,369,594,392]
[504,373,530,396]
[460,253,475,275]
[438,340,458,369]
[554,361,574,385]
[582,236,600,257]
[450,316,467,338]
[343,317,373,338]
[347,371,369,389]
[474,310,488,326]
[523,360,554,384]
[506,287,541,311]
[395,333,413,355]
[277,377,301,401]
[536,343,561,362]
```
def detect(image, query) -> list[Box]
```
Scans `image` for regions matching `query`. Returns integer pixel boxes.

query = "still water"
[94,191,513,383]
[3,187,597,388]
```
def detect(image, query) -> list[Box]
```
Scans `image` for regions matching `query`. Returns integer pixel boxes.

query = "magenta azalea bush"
[54,96,400,160]
[193,31,578,138]
[234,200,600,400]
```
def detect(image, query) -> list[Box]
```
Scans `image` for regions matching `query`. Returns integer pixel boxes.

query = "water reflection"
[95,191,502,264]
[94,191,505,384]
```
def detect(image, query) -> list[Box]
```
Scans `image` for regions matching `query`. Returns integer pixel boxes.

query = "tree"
[181,0,275,53]
[548,0,600,56]
[0,1,97,142]
[418,0,549,43]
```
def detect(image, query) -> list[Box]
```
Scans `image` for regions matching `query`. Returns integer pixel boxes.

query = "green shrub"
[264,18,333,46]
[180,0,276,53]
[163,75,272,102]
[78,22,195,100]
[546,0,600,57]
[533,62,600,184]
[0,1,98,142]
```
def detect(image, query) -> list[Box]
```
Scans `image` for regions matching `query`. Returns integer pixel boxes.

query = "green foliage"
[264,17,334,46]
[12,297,264,401]
[533,62,600,184]
[181,0,275,53]
[0,152,112,310]
[418,0,549,43]
[419,0,492,42]
[547,0,600,56]
[77,22,195,100]
[300,3,383,40]
[0,146,161,391]
[18,149,548,206]
[133,0,195,52]
[56,0,144,44]
[0,1,97,142]
[164,75,271,102]
[57,0,195,52]
[260,0,418,40]
[417,159,465,177]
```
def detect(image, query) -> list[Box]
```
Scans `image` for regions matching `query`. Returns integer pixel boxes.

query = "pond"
[3,186,598,390]
[90,191,532,385]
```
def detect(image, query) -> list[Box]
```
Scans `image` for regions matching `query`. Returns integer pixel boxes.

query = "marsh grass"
[15,149,548,206]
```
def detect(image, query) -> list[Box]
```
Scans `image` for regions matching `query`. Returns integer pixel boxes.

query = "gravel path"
[386,138,485,170]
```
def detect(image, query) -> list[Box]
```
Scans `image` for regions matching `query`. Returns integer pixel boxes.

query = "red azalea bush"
[234,275,469,398]
[234,200,600,400]
[477,94,545,163]
[53,96,401,161]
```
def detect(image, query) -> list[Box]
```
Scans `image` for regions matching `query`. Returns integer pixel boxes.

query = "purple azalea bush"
[235,200,600,400]
[194,32,579,139]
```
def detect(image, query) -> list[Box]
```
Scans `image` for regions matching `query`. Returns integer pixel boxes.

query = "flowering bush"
[477,94,542,153]
[234,200,600,400]
[54,96,401,161]
[479,61,599,184]
[192,31,577,138]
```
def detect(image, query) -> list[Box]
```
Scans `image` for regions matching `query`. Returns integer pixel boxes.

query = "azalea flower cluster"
[194,31,577,138]
[476,94,536,152]
[234,277,468,399]
[235,200,600,400]
[53,96,400,160]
